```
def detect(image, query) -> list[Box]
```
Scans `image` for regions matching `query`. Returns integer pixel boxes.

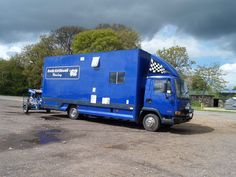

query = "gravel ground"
[0,96,236,177]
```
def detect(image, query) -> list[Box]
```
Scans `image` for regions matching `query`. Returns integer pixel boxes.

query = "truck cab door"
[145,78,175,117]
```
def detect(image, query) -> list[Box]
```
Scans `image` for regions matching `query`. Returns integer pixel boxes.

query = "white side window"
[91,57,100,68]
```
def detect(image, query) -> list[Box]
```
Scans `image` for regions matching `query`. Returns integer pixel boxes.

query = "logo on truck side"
[46,66,80,80]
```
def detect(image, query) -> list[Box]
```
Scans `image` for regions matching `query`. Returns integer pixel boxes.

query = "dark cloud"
[0,0,236,49]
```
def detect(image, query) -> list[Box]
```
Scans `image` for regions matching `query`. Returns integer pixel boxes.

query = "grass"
[192,106,236,113]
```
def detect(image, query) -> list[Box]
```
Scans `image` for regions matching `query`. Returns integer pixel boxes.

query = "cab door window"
[153,79,171,94]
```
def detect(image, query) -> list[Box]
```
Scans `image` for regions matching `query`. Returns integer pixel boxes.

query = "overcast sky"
[0,0,236,88]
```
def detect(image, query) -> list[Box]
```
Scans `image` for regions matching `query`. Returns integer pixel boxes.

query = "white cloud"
[141,25,234,60]
[220,63,236,89]
[0,42,30,59]
[0,45,10,59]
[0,32,43,59]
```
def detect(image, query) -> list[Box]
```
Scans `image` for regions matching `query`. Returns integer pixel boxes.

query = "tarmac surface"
[0,96,236,177]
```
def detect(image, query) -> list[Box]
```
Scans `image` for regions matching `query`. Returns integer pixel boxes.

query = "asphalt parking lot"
[0,96,236,177]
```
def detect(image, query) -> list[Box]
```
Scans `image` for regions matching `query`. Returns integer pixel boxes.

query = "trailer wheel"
[143,113,160,132]
[68,106,79,120]
[23,104,29,114]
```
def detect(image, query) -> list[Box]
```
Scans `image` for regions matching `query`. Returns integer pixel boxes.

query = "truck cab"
[141,57,193,131]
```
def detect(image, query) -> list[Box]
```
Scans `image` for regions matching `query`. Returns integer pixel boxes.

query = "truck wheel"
[23,104,29,113]
[143,114,160,132]
[68,106,79,120]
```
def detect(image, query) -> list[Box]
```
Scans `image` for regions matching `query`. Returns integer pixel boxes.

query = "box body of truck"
[42,49,151,122]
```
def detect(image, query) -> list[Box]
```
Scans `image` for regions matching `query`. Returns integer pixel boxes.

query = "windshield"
[175,79,189,99]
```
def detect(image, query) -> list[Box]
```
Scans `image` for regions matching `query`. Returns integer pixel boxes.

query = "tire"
[46,109,51,113]
[143,113,160,132]
[23,104,29,113]
[67,106,79,120]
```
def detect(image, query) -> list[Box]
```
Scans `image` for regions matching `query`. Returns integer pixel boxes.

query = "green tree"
[157,45,195,75]
[72,29,123,54]
[0,57,27,95]
[232,86,236,90]
[96,24,141,49]
[51,26,85,54]
[22,35,64,88]
[194,64,227,93]
[191,74,210,91]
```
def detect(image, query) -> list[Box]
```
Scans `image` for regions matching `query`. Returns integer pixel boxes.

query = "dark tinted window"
[109,72,116,83]
[109,72,125,84]
[154,80,166,93]
[153,79,171,93]
[117,72,125,84]
[175,79,189,98]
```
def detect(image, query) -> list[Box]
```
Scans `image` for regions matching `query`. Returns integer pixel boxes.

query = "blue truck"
[41,49,193,131]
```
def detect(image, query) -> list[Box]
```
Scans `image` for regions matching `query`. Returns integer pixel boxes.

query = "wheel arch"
[66,104,77,111]
[138,107,162,124]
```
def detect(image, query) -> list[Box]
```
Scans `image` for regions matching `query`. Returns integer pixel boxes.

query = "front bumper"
[161,109,194,125]
[174,108,194,124]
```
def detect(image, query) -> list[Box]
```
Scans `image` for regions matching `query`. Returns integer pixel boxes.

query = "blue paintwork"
[42,49,192,124]
[144,76,175,117]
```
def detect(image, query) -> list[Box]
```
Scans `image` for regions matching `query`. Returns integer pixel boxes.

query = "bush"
[191,100,201,107]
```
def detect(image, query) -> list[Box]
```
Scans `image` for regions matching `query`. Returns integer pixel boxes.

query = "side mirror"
[164,83,172,94]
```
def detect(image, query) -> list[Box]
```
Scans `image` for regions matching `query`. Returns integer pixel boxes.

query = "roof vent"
[91,57,100,68]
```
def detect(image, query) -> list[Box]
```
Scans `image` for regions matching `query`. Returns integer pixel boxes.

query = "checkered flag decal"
[149,59,167,74]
